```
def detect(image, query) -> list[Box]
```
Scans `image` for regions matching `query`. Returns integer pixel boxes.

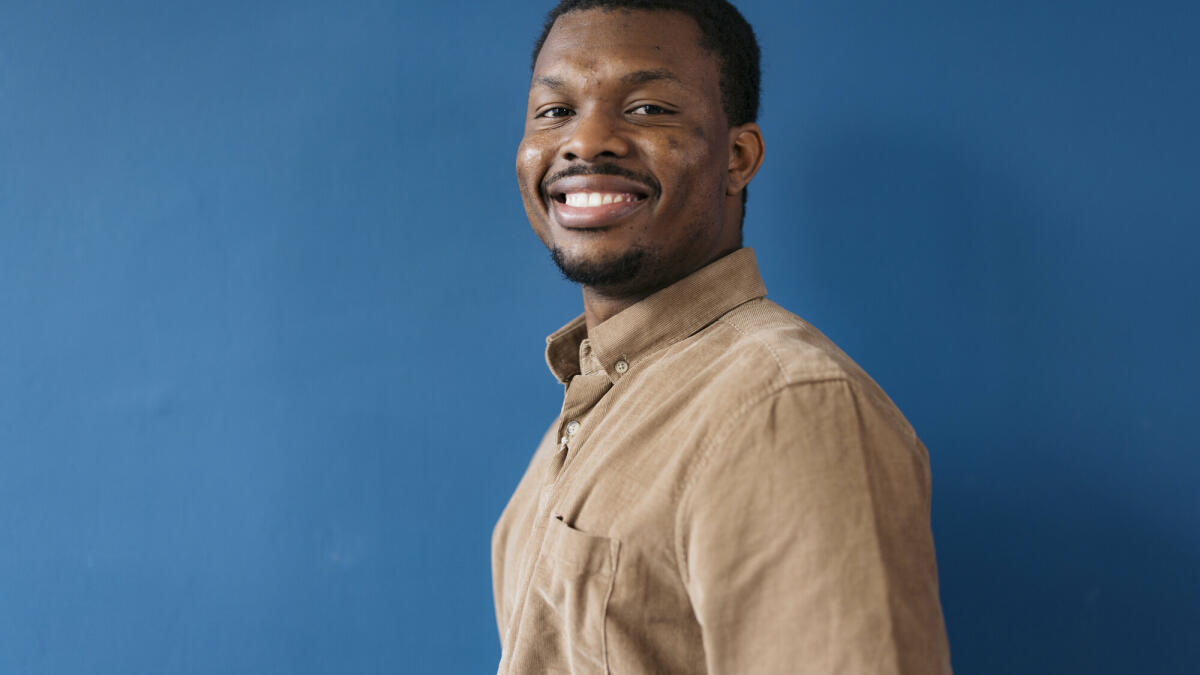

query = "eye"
[629,103,673,115]
[536,106,574,119]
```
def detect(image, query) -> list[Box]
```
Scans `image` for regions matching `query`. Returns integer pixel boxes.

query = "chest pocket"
[527,516,621,674]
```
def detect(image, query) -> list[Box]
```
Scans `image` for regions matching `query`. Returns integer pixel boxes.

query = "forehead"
[533,9,719,90]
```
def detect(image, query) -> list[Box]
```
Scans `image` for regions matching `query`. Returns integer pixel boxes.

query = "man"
[492,1,952,672]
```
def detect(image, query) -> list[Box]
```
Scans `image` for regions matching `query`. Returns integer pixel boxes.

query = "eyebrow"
[533,75,566,90]
[531,69,683,91]
[621,68,681,87]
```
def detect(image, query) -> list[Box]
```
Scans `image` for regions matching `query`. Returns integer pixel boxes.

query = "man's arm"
[676,379,951,674]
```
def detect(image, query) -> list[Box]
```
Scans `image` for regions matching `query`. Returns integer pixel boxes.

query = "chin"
[549,245,650,287]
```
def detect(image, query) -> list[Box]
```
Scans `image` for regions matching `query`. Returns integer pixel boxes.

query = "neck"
[581,286,643,333]
[579,243,742,333]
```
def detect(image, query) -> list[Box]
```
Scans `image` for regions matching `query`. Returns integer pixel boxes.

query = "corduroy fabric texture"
[493,248,952,674]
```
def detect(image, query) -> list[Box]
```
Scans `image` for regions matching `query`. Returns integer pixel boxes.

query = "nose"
[560,108,630,161]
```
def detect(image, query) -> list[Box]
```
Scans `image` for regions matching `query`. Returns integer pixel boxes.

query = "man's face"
[517,9,742,295]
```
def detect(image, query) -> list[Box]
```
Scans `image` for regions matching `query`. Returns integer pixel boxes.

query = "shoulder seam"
[715,303,788,378]
[714,304,848,387]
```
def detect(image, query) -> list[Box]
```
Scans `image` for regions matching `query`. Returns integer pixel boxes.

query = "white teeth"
[563,192,638,207]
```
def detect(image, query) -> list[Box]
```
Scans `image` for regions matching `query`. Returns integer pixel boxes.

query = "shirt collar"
[544,247,768,384]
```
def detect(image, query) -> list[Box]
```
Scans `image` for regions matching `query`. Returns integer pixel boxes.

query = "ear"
[726,122,765,196]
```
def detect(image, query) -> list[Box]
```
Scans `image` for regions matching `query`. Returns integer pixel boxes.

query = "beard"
[549,246,649,287]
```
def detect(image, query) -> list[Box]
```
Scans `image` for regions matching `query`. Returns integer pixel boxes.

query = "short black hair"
[530,0,761,128]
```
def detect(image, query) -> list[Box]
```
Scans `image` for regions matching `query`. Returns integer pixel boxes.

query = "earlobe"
[726,123,765,196]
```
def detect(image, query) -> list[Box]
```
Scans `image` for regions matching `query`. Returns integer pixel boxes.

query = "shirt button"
[566,420,581,436]
[614,359,629,374]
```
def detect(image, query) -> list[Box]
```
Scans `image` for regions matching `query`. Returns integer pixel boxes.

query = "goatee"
[549,247,647,287]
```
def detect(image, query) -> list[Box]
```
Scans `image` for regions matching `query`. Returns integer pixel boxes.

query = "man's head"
[516,0,764,297]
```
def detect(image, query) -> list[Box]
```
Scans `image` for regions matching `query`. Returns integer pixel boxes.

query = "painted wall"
[2,0,1196,672]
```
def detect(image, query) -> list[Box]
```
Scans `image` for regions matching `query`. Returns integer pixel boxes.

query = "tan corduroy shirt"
[492,248,951,674]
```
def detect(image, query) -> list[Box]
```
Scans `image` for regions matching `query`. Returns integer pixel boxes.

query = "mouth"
[545,174,653,229]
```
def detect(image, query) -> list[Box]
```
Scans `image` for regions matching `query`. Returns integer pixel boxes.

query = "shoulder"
[684,297,892,408]
[714,298,859,384]
[671,297,924,482]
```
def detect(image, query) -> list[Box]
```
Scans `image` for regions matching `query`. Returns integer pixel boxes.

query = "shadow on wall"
[777,124,1200,673]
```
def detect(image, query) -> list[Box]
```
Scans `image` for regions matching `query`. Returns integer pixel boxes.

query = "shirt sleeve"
[676,379,952,675]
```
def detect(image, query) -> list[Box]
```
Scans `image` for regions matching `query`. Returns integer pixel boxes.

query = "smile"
[550,192,647,229]
[562,192,642,207]
[545,174,654,229]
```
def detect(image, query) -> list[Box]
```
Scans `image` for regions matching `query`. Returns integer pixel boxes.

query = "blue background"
[2,0,1196,672]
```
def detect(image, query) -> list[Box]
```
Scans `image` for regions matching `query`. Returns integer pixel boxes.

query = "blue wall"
[1,1,1196,672]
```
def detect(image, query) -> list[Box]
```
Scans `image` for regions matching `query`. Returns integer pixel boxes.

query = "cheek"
[515,140,551,233]
[516,140,548,187]
[665,144,723,194]
[655,143,729,221]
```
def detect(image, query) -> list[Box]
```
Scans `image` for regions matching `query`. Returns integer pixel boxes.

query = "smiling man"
[492,1,952,673]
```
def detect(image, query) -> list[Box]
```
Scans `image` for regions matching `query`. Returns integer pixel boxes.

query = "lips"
[545,174,653,229]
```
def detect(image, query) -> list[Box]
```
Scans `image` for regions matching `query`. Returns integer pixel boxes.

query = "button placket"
[550,369,611,483]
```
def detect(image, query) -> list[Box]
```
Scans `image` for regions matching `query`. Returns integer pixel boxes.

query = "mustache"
[542,163,660,197]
